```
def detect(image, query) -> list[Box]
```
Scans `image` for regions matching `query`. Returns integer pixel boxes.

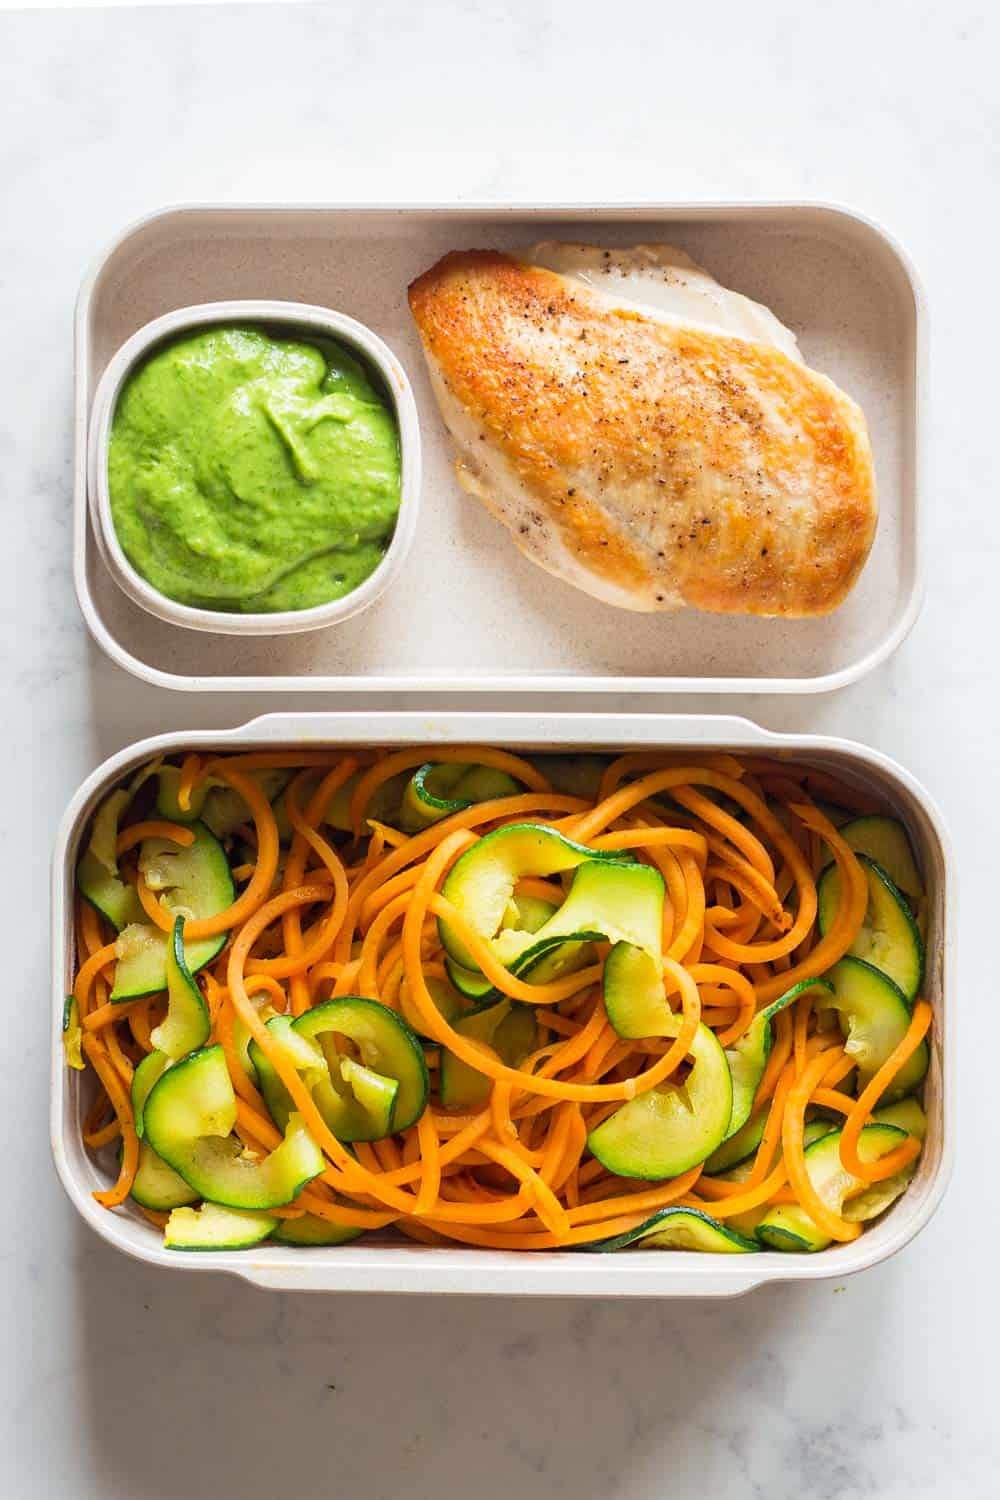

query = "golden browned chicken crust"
[408,250,877,616]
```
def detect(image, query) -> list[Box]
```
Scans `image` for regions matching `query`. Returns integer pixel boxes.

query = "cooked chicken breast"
[407,243,877,616]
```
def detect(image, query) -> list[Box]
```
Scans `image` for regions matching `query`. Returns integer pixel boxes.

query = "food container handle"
[235,1262,774,1297]
[231,711,783,750]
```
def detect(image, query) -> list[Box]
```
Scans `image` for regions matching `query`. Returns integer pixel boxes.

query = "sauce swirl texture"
[109,326,401,613]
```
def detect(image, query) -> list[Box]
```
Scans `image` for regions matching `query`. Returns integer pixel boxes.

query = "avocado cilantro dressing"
[108,326,401,613]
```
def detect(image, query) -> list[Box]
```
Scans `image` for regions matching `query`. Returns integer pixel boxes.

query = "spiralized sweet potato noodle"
[72,747,927,1249]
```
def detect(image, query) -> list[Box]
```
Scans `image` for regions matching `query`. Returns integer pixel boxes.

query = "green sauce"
[108,326,401,613]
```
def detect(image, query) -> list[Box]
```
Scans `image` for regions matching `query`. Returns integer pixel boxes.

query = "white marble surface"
[3,2,996,1495]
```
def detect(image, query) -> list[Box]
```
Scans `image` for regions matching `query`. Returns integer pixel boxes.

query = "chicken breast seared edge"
[407,243,877,617]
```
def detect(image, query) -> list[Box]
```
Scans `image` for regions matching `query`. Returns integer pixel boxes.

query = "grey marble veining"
[3,2,997,1496]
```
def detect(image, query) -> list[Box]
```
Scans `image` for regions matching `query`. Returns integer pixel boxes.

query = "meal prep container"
[51,713,953,1297]
[87,299,421,636]
[75,202,925,693]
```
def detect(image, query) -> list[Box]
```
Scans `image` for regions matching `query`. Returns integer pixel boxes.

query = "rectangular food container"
[75,202,924,694]
[51,713,953,1296]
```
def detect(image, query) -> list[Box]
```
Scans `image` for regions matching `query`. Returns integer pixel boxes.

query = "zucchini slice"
[296,998,428,1133]
[756,1123,914,1251]
[164,1202,278,1251]
[323,770,411,834]
[401,763,467,831]
[156,766,292,837]
[143,1046,324,1209]
[707,1119,834,1238]
[148,916,211,1061]
[704,1107,768,1175]
[250,1016,330,1135]
[155,766,210,822]
[400,762,521,833]
[131,1049,170,1138]
[873,1097,928,1140]
[252,998,429,1142]
[76,761,165,930]
[232,993,282,1084]
[438,1000,538,1110]
[583,1206,759,1254]
[130,1142,199,1212]
[602,941,671,1039]
[62,994,84,1072]
[722,979,835,1141]
[839,815,923,907]
[508,891,559,933]
[444,962,497,1001]
[277,767,415,840]
[445,890,559,1001]
[452,765,523,802]
[587,1014,732,1180]
[272,1213,363,1247]
[603,964,830,1149]
[840,1169,919,1224]
[110,822,235,1002]
[76,788,145,932]
[400,973,474,1038]
[200,771,292,839]
[496,860,663,985]
[437,823,631,972]
[327,1056,399,1141]
[818,855,924,1002]
[272,767,409,844]
[817,958,929,1100]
